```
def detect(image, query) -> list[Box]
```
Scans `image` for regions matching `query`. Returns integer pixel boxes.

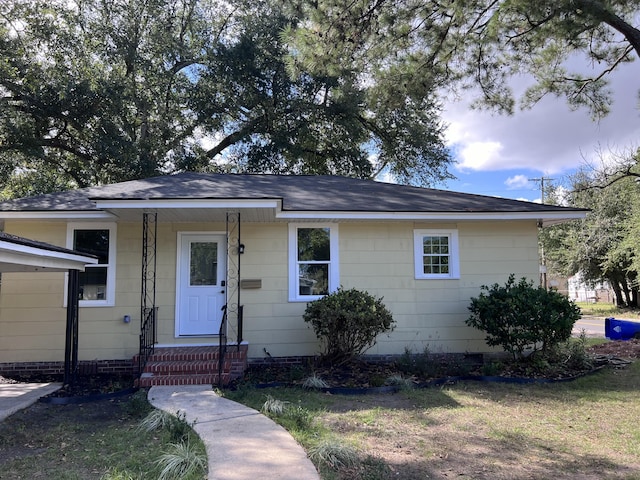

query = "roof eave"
[91,198,281,210]
[0,211,115,220]
[0,241,99,272]
[276,210,588,223]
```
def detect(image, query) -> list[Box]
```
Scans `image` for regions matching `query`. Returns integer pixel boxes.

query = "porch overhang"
[0,234,98,273]
[91,198,280,222]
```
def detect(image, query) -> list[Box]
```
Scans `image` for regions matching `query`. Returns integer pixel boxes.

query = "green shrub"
[303,288,395,364]
[466,275,581,360]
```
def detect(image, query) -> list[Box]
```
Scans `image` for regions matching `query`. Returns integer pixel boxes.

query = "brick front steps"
[134,345,248,387]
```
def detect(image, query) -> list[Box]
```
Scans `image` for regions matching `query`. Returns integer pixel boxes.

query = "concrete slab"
[148,385,320,480]
[0,383,62,421]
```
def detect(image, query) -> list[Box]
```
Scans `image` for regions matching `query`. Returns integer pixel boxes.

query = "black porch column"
[64,269,80,385]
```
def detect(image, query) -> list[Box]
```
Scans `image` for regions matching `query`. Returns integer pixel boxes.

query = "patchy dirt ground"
[0,392,150,479]
[587,338,640,358]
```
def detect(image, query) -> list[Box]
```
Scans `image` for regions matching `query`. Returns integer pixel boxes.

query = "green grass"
[576,301,640,319]
[225,363,640,480]
[0,391,206,480]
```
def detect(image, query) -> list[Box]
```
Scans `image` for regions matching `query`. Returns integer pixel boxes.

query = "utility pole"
[529,177,554,289]
[528,176,553,204]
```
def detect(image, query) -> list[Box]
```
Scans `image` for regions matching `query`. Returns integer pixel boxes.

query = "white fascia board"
[0,241,99,264]
[0,244,98,271]
[0,255,91,271]
[276,210,588,222]
[92,199,280,210]
[0,211,115,220]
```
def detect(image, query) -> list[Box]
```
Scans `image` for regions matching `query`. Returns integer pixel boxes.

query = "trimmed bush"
[466,275,581,360]
[303,288,395,364]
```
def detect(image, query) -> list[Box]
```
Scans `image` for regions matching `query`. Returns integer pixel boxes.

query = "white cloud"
[455,141,504,171]
[443,61,640,176]
[505,175,532,190]
[516,196,540,203]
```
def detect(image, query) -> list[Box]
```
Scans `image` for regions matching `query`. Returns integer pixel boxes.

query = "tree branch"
[567,44,634,98]
[575,0,640,58]
[204,116,265,159]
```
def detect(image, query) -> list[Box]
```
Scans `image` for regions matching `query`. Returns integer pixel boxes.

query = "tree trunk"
[611,281,625,306]
[631,287,639,308]
[622,280,632,307]
[577,0,640,59]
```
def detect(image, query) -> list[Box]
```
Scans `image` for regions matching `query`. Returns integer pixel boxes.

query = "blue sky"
[435,61,640,203]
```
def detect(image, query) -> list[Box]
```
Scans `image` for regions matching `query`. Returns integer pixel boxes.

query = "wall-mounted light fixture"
[238,244,245,254]
[123,315,131,324]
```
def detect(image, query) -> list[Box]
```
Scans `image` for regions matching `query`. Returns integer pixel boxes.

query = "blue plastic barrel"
[605,317,640,340]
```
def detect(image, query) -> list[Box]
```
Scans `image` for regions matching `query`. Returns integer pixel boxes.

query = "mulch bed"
[2,340,639,396]
[588,338,640,358]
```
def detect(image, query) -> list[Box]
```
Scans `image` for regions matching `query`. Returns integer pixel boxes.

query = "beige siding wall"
[241,220,539,360]
[0,218,540,363]
[239,223,311,358]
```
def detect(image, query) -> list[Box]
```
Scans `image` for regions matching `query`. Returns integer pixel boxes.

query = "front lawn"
[0,390,206,480]
[226,362,640,479]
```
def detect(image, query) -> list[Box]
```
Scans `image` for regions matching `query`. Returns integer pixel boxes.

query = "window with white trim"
[414,229,460,279]
[67,223,117,306]
[288,224,339,301]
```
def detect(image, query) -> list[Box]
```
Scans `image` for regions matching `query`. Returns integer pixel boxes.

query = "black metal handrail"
[237,305,244,350]
[138,306,158,374]
[218,304,228,388]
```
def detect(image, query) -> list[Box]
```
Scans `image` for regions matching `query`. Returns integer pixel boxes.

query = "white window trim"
[66,222,117,307]
[288,223,339,302]
[414,229,460,280]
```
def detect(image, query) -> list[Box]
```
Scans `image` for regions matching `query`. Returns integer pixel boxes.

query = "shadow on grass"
[374,428,640,480]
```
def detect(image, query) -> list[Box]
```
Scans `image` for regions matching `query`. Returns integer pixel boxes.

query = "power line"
[528,176,554,204]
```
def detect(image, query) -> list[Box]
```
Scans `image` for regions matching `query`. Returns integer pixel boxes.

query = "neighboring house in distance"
[0,173,588,385]
[568,273,614,304]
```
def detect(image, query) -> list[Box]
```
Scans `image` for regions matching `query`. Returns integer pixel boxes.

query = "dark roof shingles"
[0,173,585,214]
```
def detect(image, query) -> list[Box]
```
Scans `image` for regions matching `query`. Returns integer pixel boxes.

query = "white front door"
[177,233,226,336]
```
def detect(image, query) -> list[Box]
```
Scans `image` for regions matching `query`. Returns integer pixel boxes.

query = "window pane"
[74,230,109,264]
[190,242,218,286]
[422,235,451,275]
[79,267,107,300]
[298,228,330,261]
[298,264,329,296]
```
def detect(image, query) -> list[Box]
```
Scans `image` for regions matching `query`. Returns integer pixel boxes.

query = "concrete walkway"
[0,382,61,421]
[148,385,320,480]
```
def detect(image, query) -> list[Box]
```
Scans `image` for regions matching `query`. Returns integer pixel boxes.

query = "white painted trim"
[0,211,115,220]
[93,199,280,209]
[413,229,460,280]
[288,223,340,302]
[0,241,98,268]
[66,222,117,307]
[277,211,587,222]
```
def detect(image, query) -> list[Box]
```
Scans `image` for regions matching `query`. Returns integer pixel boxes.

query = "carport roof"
[0,232,98,272]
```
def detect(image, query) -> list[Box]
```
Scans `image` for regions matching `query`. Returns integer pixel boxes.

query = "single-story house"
[0,173,588,385]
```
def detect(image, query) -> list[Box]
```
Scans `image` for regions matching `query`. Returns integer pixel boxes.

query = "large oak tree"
[0,0,452,196]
